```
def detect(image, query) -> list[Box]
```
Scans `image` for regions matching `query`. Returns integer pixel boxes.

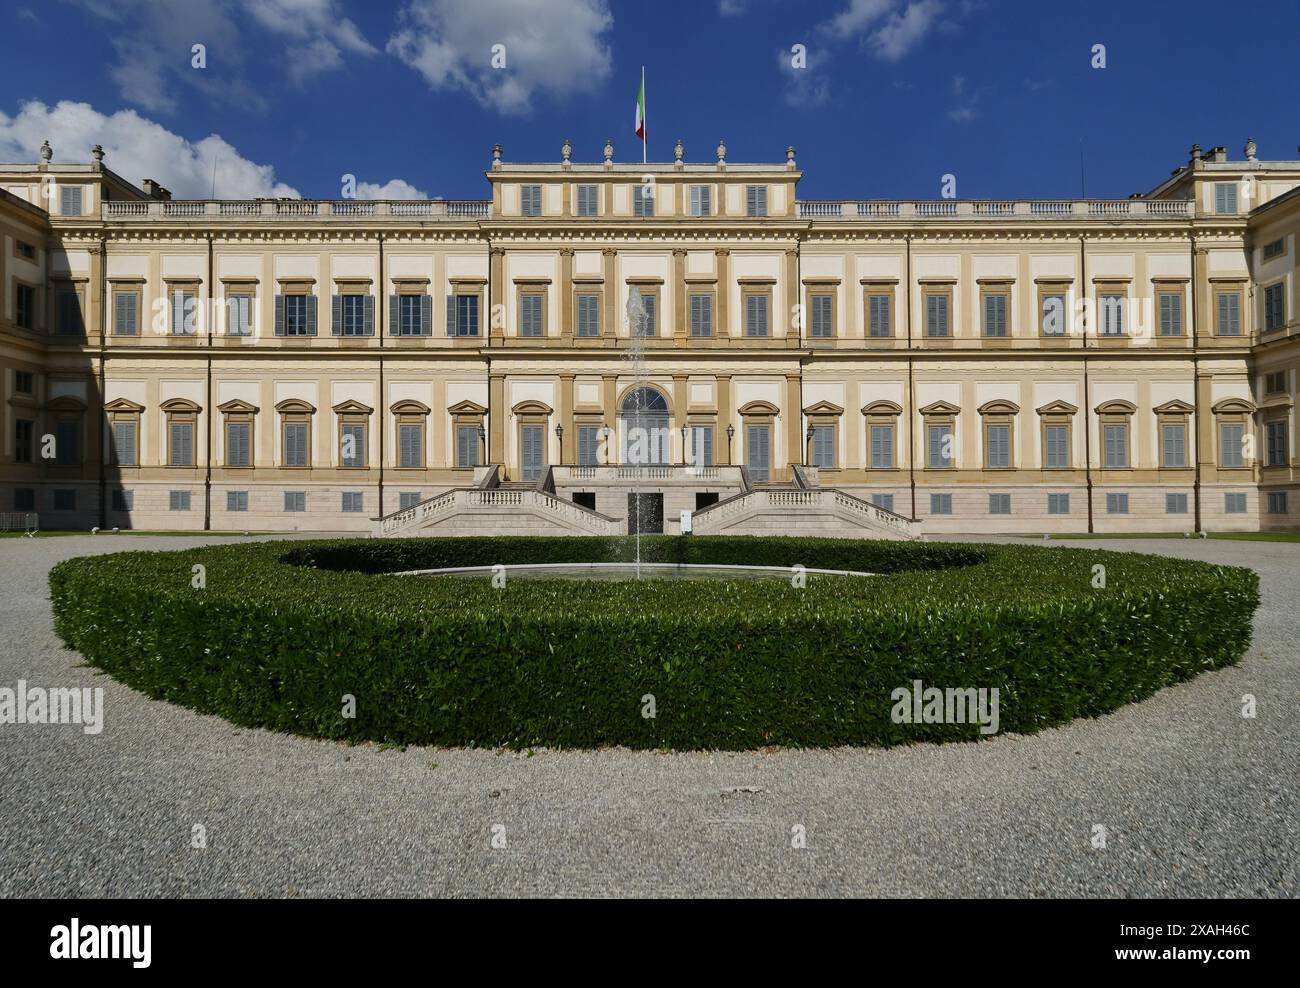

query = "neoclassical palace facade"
[1,138,1297,536]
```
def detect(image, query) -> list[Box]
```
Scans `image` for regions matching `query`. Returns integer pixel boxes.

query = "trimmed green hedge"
[48,536,1258,750]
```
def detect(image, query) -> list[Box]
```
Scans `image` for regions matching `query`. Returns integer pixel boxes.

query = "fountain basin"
[391,562,875,582]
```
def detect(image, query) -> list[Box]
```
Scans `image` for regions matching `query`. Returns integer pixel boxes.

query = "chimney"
[1207,146,1228,163]
[141,179,172,201]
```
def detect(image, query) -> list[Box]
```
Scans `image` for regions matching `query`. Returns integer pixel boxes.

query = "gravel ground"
[1,532,1296,898]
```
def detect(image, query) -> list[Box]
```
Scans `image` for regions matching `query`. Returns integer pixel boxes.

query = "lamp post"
[476,422,486,466]
[680,425,688,467]
[726,423,735,464]
[805,425,815,467]
[555,423,564,464]
[602,424,612,466]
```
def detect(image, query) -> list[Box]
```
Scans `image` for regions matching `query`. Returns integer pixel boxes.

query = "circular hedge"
[48,536,1259,750]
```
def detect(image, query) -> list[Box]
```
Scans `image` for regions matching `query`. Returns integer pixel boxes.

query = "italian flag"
[634,68,646,161]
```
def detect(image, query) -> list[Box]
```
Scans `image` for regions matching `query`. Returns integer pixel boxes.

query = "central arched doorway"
[619,386,670,465]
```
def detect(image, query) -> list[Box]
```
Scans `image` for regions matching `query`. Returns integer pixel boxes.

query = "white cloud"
[946,74,980,123]
[356,178,429,199]
[0,101,301,199]
[387,0,614,115]
[819,0,949,61]
[719,0,748,15]
[67,0,375,112]
[777,48,830,108]
[870,0,945,61]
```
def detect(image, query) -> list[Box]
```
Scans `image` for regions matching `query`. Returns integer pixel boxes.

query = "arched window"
[620,387,670,465]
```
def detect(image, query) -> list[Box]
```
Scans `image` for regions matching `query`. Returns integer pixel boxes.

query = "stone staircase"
[373,467,622,537]
[692,467,921,540]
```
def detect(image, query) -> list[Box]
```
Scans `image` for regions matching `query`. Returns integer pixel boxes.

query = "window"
[398,422,424,468]
[16,284,36,329]
[988,493,1011,514]
[982,289,1009,338]
[578,425,602,466]
[1216,290,1242,336]
[927,424,953,468]
[573,492,597,510]
[1166,493,1188,514]
[456,424,482,467]
[1264,283,1286,332]
[114,289,140,336]
[168,419,194,466]
[1044,424,1070,469]
[53,489,76,511]
[284,491,307,512]
[924,291,950,337]
[519,292,545,337]
[57,289,82,335]
[170,288,198,335]
[399,492,421,510]
[576,185,598,217]
[689,185,712,217]
[1265,371,1287,395]
[169,490,191,511]
[743,291,769,337]
[340,422,365,468]
[1214,182,1238,214]
[14,420,34,463]
[930,493,952,515]
[226,420,251,467]
[1220,423,1244,468]
[746,185,768,217]
[1263,238,1285,261]
[1158,290,1183,336]
[633,183,655,217]
[112,420,138,466]
[14,489,35,511]
[867,291,892,338]
[15,240,35,260]
[1266,419,1289,467]
[1161,423,1186,468]
[227,293,253,336]
[809,293,834,338]
[1225,492,1247,514]
[689,293,713,337]
[1268,491,1288,514]
[985,423,1011,469]
[1047,493,1070,515]
[227,491,249,512]
[448,293,480,337]
[1040,291,1067,336]
[112,490,133,512]
[1100,292,1125,336]
[521,185,542,217]
[283,421,309,467]
[577,294,601,337]
[341,492,364,513]
[15,371,34,394]
[626,289,657,337]
[1106,493,1129,514]
[395,294,430,336]
[688,425,713,467]
[277,293,316,336]
[334,293,373,336]
[870,424,894,469]
[55,420,80,466]
[870,494,894,512]
[1102,423,1128,468]
[809,425,835,468]
[60,186,82,216]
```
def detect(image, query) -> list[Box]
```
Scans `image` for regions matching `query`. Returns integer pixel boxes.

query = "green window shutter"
[331,294,342,336]
[389,295,401,335]
[419,294,432,335]
[306,295,318,335]
[275,296,286,336]
[364,294,375,335]
[446,296,457,336]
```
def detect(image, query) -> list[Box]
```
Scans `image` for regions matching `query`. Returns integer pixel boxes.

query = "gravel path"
[1,533,1296,897]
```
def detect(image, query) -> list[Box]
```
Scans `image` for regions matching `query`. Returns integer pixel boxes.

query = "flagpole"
[641,66,647,164]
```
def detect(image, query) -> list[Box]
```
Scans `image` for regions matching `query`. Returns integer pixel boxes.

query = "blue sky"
[2,0,1298,202]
